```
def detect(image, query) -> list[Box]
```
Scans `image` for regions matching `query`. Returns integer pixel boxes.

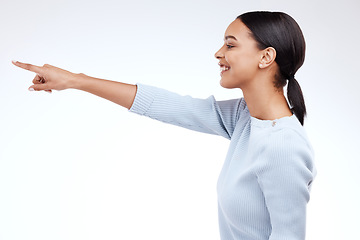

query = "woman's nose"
[214,46,224,59]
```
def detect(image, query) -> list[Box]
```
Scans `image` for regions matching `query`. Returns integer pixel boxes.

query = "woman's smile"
[219,63,231,76]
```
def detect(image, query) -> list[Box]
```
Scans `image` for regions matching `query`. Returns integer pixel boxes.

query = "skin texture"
[11,61,137,110]
[214,19,292,120]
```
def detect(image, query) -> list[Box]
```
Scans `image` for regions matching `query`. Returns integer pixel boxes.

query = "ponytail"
[287,76,306,125]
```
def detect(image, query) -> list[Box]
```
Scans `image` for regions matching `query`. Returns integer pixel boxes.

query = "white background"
[1,0,359,239]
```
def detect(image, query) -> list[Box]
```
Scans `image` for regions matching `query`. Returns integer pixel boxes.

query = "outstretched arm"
[12,60,137,109]
[13,60,245,138]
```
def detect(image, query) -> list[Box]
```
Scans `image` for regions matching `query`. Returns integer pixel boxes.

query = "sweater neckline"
[250,114,297,128]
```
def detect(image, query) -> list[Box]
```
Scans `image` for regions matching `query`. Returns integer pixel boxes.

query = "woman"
[13,11,316,240]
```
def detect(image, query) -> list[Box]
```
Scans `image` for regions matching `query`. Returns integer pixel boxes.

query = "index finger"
[12,60,43,74]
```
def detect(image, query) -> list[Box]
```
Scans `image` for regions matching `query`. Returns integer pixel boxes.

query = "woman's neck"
[242,81,292,121]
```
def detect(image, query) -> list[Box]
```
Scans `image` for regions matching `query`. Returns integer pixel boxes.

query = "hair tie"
[288,75,295,81]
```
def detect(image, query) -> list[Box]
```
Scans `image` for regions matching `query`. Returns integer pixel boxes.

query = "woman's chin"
[220,78,235,89]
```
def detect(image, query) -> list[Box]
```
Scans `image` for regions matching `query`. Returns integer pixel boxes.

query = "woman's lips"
[220,66,230,76]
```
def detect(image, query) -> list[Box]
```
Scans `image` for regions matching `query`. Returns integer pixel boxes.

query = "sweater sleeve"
[255,129,315,240]
[129,84,245,139]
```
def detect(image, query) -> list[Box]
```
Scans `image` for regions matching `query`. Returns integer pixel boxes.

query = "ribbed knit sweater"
[129,84,316,240]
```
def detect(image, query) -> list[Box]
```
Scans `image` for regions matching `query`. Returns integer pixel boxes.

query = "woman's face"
[215,19,262,89]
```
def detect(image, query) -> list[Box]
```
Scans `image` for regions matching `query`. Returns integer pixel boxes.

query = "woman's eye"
[226,44,234,49]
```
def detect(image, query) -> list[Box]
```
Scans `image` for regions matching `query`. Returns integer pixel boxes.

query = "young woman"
[13,11,316,240]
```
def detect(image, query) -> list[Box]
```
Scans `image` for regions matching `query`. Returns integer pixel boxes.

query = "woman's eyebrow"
[224,35,237,41]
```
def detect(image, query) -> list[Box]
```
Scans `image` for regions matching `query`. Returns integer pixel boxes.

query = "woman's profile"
[13,11,316,240]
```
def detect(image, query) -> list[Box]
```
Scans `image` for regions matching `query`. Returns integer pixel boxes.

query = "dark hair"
[237,11,307,125]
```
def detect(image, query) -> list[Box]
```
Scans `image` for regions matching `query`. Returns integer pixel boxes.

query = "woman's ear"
[259,47,276,68]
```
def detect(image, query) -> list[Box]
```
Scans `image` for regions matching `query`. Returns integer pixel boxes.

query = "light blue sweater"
[129,84,316,240]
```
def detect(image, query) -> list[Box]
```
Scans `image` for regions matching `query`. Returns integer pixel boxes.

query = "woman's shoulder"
[264,120,315,171]
[275,115,313,150]
[251,115,314,168]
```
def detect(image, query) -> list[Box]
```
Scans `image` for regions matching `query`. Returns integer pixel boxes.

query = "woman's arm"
[12,60,244,138]
[255,129,315,240]
[130,84,245,139]
[12,60,137,109]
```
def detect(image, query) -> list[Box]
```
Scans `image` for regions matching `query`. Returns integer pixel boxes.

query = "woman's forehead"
[224,19,252,40]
